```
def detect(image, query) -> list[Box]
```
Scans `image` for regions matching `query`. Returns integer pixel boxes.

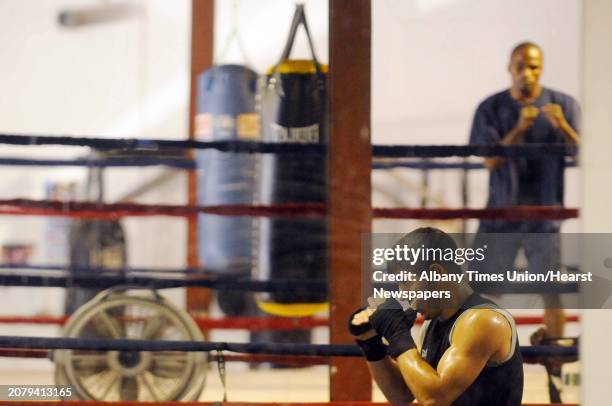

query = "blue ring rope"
[0,273,580,294]
[0,335,577,358]
[0,262,580,276]
[0,263,248,276]
[372,158,578,170]
[0,273,327,293]
[0,156,196,169]
[0,157,578,170]
[0,133,577,158]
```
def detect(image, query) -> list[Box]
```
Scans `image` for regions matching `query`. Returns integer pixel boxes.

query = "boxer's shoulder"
[451,308,512,352]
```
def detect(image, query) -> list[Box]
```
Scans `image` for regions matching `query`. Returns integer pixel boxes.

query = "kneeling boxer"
[350,228,523,405]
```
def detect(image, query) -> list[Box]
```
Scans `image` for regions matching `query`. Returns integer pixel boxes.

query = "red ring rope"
[0,348,48,358]
[0,199,578,220]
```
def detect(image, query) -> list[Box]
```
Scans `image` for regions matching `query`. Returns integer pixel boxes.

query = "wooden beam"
[187,0,214,312]
[328,0,372,401]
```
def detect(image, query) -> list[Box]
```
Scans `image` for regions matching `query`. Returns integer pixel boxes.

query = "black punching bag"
[257,4,328,318]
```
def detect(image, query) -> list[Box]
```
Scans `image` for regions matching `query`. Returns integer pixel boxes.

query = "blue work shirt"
[469,87,580,232]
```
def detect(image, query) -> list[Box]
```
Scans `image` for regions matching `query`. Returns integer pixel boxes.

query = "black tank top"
[419,293,523,406]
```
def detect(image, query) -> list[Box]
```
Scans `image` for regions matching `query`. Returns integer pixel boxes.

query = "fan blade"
[119,376,139,401]
[138,373,161,401]
[94,310,124,339]
[142,315,166,339]
[72,353,109,377]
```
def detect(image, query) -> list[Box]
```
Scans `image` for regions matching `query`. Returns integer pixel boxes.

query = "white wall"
[213,0,329,71]
[373,0,582,145]
[0,0,191,315]
[580,0,612,404]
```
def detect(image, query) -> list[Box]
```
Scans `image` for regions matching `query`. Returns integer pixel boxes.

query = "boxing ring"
[0,1,590,404]
[0,131,581,404]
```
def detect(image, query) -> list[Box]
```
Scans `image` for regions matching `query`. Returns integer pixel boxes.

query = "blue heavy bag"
[195,64,259,315]
[257,4,328,317]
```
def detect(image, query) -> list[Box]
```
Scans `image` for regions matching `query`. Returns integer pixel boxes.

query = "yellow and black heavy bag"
[257,4,328,317]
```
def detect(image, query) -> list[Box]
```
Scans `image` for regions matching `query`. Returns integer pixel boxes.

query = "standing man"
[469,42,580,338]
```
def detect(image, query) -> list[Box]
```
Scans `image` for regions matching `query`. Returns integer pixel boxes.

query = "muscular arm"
[557,119,580,145]
[541,103,581,145]
[368,357,415,405]
[394,310,512,406]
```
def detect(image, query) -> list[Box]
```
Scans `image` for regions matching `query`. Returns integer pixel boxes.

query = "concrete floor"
[0,360,562,403]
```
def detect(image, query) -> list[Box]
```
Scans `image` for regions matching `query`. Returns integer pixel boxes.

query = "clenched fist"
[541,103,568,129]
[516,105,540,132]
